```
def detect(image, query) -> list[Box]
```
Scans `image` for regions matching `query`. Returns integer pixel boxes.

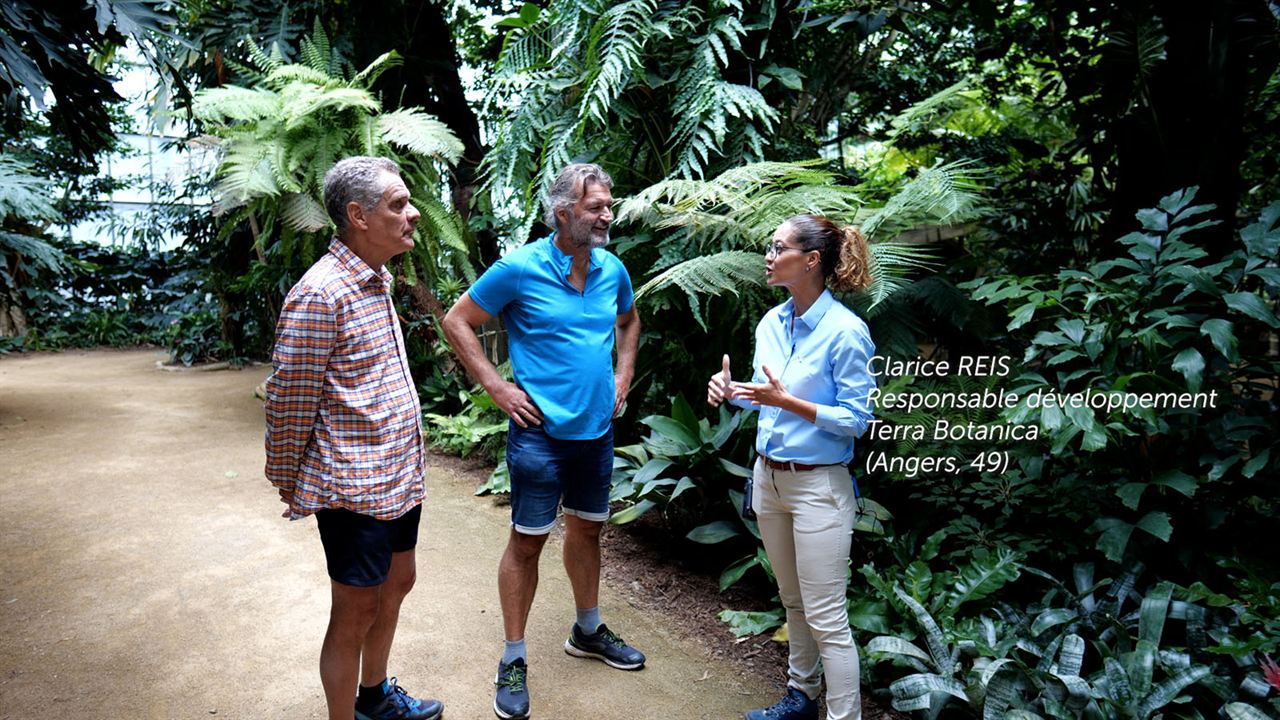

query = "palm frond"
[377,109,465,163]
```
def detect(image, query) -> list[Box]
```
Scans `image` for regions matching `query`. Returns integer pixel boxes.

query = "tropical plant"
[609,395,748,531]
[960,189,1279,570]
[482,0,781,241]
[193,24,471,327]
[0,157,66,337]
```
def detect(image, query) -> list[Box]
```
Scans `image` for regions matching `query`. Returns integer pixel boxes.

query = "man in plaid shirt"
[265,156,442,720]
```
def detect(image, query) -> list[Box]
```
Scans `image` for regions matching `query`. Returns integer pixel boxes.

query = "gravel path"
[0,349,771,719]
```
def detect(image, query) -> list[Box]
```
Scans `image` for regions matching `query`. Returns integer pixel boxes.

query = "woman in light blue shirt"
[708,214,875,720]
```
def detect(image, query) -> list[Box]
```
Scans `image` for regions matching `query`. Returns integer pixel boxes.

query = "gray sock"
[502,638,526,665]
[576,606,602,634]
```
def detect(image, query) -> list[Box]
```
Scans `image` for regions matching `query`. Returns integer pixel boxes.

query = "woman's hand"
[732,364,791,408]
[707,354,734,407]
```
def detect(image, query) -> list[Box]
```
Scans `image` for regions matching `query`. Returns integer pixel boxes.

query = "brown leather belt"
[761,457,838,472]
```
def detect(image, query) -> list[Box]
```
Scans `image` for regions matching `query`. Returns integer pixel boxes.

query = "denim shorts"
[507,420,613,535]
[315,503,421,587]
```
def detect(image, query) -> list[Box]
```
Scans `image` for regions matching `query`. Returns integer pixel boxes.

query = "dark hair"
[784,214,873,292]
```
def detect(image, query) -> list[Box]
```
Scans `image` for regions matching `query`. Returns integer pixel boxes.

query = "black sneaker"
[743,687,818,720]
[564,622,646,670]
[354,677,443,720]
[493,658,530,720]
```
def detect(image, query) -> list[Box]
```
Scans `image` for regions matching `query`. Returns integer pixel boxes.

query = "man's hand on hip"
[614,374,631,417]
[492,381,543,428]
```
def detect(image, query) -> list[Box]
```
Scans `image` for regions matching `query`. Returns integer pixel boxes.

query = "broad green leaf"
[1009,302,1037,330]
[889,673,969,704]
[670,476,697,500]
[1136,511,1174,541]
[641,416,700,451]
[1153,469,1198,497]
[671,394,700,435]
[1171,348,1205,393]
[717,608,784,637]
[1135,666,1211,717]
[1241,448,1270,479]
[1199,318,1239,361]
[718,553,760,591]
[632,458,674,487]
[867,636,932,664]
[1117,483,1147,510]
[609,499,656,524]
[719,457,752,477]
[1224,292,1280,328]
[1224,702,1273,720]
[1031,608,1079,637]
[847,599,891,633]
[686,520,740,544]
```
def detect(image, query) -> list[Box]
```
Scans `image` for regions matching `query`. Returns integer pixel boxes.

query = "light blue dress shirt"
[731,289,876,465]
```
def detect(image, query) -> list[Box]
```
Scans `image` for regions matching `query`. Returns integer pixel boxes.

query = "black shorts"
[315,504,422,587]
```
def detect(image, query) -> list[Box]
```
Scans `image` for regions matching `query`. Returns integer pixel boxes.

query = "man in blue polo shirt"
[442,163,643,720]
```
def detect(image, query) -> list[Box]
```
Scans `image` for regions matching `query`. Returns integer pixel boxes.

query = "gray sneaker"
[564,623,646,670]
[493,658,530,719]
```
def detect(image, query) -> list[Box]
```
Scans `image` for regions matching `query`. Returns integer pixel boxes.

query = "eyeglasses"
[765,242,809,258]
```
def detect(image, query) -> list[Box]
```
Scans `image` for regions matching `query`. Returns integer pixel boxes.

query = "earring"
[805,265,813,273]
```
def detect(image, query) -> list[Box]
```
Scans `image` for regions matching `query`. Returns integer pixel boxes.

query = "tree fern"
[378,109,465,164]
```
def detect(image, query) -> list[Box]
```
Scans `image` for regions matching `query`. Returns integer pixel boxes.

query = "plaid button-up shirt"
[264,239,425,520]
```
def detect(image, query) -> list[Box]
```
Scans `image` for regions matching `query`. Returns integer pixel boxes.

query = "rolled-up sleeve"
[813,323,875,437]
[264,286,335,490]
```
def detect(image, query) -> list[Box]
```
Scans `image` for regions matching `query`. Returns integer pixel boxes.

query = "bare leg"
[321,582,380,720]
[562,515,602,612]
[359,549,417,687]
[499,529,550,641]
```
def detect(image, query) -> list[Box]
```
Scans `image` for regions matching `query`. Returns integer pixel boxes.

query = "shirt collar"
[545,232,603,275]
[329,238,390,287]
[778,289,835,331]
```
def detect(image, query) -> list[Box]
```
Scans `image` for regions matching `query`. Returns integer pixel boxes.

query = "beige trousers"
[752,458,861,720]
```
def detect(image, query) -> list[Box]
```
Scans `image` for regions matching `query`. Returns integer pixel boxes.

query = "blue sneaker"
[564,622,646,670]
[494,658,530,720]
[744,687,818,720]
[354,677,443,720]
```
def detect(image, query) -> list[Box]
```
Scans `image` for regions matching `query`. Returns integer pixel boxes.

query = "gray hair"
[542,163,613,228]
[323,156,402,237]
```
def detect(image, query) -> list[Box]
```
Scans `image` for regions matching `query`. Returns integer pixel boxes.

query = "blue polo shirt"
[468,234,634,440]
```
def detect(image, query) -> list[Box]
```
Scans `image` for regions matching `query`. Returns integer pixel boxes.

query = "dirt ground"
[0,349,778,719]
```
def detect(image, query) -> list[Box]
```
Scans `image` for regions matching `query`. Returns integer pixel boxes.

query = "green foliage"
[609,396,749,532]
[482,0,781,241]
[193,24,473,352]
[959,189,1279,566]
[425,391,507,460]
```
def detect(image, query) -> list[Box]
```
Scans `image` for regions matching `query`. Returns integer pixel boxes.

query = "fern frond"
[281,86,379,130]
[192,87,283,123]
[636,250,762,299]
[280,192,330,232]
[579,0,657,126]
[265,64,332,89]
[349,51,404,88]
[299,18,333,75]
[377,109,465,164]
[861,161,986,241]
